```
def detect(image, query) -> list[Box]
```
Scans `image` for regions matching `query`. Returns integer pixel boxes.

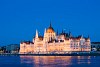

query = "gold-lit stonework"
[19,23,91,54]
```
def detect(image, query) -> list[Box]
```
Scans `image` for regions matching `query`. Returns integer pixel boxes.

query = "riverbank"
[0,52,100,56]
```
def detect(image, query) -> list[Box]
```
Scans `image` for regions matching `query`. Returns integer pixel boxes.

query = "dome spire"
[46,21,54,33]
[50,21,52,27]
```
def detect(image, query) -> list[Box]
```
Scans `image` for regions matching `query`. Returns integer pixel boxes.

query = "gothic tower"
[46,23,56,42]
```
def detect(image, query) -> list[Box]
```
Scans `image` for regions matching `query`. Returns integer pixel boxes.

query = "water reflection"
[0,56,99,67]
[20,56,72,67]
[20,56,98,67]
[0,55,100,67]
[77,56,91,64]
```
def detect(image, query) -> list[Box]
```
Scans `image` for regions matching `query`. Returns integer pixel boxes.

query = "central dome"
[46,23,54,33]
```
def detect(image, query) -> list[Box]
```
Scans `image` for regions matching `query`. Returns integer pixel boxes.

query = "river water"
[0,56,100,67]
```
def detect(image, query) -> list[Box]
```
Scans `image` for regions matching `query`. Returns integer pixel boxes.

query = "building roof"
[46,23,55,33]
[38,36,43,40]
[91,42,100,44]
[21,41,34,44]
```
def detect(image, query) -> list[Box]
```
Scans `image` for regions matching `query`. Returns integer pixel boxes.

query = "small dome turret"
[46,23,54,33]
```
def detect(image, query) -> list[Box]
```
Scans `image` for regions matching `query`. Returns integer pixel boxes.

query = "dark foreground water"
[0,56,100,67]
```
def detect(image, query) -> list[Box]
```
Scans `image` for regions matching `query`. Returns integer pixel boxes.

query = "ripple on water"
[0,56,100,67]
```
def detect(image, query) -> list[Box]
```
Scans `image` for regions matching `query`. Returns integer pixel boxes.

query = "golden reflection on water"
[20,56,72,67]
[20,56,93,67]
[77,56,91,64]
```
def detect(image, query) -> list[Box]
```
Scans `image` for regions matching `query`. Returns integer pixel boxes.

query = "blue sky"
[0,0,100,45]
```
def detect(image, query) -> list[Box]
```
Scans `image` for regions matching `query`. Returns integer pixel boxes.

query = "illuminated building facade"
[19,23,91,54]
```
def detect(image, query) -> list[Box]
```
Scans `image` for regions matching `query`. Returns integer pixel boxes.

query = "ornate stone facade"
[19,24,91,54]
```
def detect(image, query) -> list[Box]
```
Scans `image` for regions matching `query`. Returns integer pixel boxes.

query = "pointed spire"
[57,29,58,36]
[35,29,38,38]
[44,28,47,38]
[69,31,70,36]
[81,34,83,38]
[44,28,46,33]
[50,21,52,27]
[69,29,72,37]
[88,35,90,38]
[64,29,66,33]
[62,29,64,33]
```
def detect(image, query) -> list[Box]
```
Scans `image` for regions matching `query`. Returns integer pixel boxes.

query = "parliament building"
[19,23,91,54]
